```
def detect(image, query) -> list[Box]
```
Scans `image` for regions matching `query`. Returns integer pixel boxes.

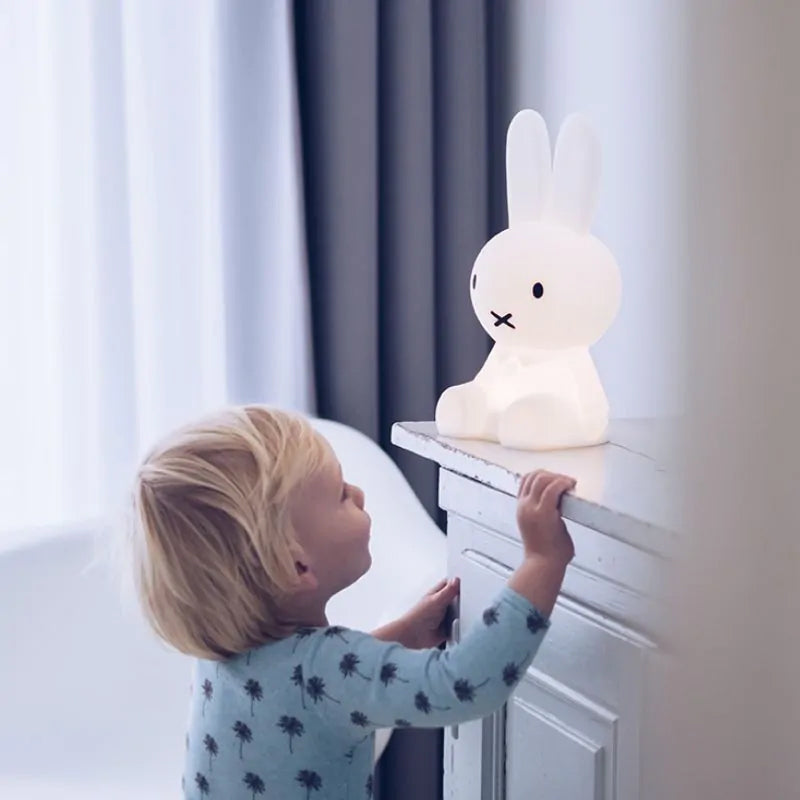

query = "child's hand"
[516,470,576,567]
[399,577,461,649]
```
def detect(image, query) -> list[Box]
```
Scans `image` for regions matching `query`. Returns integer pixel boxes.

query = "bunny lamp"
[435,110,621,450]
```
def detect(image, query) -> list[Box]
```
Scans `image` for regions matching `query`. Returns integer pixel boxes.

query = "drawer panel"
[442,471,666,637]
[506,679,611,800]
[452,523,653,705]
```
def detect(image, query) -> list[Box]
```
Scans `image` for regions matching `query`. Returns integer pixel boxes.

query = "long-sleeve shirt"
[182,585,550,800]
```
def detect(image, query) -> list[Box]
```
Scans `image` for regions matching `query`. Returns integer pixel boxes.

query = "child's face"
[288,437,372,598]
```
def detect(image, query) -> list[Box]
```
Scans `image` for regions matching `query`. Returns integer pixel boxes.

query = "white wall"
[508,0,686,419]
[511,3,800,796]
[649,3,800,797]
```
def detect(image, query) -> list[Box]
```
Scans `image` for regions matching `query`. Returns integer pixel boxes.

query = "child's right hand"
[516,471,576,567]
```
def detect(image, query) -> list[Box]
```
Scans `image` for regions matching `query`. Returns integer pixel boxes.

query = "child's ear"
[290,543,319,590]
[293,560,319,591]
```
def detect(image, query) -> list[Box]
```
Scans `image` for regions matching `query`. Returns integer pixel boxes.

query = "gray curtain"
[293,1,511,798]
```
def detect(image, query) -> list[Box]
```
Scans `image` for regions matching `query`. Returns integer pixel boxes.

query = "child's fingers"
[518,472,536,497]
[539,475,576,510]
[434,577,460,601]
[539,475,575,507]
[530,471,559,503]
[519,470,551,498]
[426,578,449,595]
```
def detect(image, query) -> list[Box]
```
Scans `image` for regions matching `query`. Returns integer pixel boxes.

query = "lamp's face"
[470,222,622,350]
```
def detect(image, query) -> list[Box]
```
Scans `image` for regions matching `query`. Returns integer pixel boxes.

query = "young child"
[130,405,576,800]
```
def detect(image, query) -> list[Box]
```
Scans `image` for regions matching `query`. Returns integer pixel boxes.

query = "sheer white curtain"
[0,0,314,536]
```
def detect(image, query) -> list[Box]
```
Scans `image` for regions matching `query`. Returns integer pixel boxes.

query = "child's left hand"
[399,577,461,649]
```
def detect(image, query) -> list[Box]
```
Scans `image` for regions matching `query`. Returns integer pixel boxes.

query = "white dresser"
[392,420,678,800]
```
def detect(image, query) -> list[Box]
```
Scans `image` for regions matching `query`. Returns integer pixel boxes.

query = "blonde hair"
[130,405,327,660]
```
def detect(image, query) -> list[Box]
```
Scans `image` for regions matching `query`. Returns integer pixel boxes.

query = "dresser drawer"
[442,470,667,638]
[450,515,654,705]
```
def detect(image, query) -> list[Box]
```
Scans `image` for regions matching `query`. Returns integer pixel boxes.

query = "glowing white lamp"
[435,110,622,450]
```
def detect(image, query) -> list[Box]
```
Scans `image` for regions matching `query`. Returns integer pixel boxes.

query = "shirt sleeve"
[291,585,550,736]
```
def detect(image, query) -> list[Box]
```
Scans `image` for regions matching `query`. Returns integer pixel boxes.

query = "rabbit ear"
[506,109,551,227]
[546,113,600,233]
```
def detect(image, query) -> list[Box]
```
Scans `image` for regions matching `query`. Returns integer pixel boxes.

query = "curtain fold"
[295,0,507,519]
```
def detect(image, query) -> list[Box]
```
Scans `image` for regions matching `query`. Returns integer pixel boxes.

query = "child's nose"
[352,485,365,509]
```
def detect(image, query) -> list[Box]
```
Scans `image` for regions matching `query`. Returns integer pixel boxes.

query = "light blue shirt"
[183,585,549,799]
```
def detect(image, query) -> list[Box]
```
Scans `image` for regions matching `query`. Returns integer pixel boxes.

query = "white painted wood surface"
[392,419,679,556]
[393,419,672,800]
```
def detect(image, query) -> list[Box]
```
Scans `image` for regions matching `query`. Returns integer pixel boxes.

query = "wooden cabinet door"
[446,514,654,800]
[505,674,614,799]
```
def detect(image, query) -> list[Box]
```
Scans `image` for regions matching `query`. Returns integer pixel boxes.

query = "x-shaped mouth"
[491,311,515,329]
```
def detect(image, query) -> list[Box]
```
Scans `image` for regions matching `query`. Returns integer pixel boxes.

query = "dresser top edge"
[391,420,681,552]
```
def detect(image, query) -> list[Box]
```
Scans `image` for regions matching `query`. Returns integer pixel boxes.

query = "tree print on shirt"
[344,711,373,762]
[244,679,263,716]
[351,710,372,750]
[351,710,371,729]
[195,773,210,796]
[243,771,266,798]
[339,652,372,681]
[292,664,307,708]
[414,691,450,714]
[293,626,317,654]
[233,720,253,759]
[296,769,323,799]
[394,719,412,728]
[482,605,500,626]
[366,773,374,798]
[502,654,532,687]
[526,609,547,635]
[454,677,490,703]
[203,734,218,771]
[323,625,350,644]
[201,679,213,717]
[278,715,305,753]
[306,675,340,705]
[379,662,409,687]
